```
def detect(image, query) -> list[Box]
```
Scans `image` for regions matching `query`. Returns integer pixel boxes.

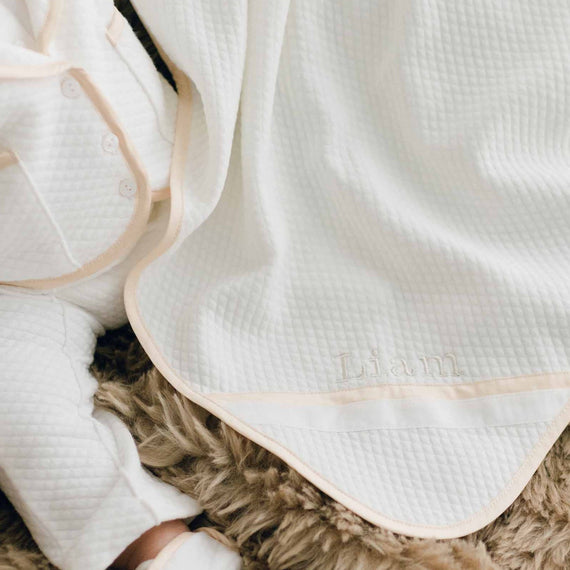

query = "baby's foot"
[136,530,242,570]
[114,520,189,570]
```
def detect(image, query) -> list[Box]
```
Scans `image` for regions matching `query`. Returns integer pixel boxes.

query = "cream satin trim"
[106,7,126,46]
[0,67,152,290]
[219,388,570,432]
[124,70,192,294]
[0,150,17,170]
[123,69,570,540]
[38,0,63,54]
[0,62,70,78]
[126,330,570,538]
[151,187,170,202]
[207,371,570,405]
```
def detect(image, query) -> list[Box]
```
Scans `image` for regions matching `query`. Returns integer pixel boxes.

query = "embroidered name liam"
[335,350,463,381]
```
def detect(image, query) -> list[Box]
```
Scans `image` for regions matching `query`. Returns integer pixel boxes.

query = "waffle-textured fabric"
[0,287,200,570]
[126,0,570,538]
[0,2,204,569]
[2,0,570,563]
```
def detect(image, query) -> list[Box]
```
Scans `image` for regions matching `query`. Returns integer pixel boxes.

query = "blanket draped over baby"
[3,0,570,542]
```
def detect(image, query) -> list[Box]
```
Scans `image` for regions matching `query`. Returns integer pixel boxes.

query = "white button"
[61,76,81,99]
[119,179,137,198]
[102,133,119,154]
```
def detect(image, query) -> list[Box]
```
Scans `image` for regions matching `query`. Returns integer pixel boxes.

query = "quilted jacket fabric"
[0,0,175,284]
[0,288,200,570]
[126,0,570,539]
[0,3,204,570]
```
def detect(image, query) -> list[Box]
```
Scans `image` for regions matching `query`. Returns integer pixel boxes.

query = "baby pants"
[0,290,200,570]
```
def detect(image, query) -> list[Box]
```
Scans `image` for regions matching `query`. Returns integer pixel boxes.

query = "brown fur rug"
[0,326,569,569]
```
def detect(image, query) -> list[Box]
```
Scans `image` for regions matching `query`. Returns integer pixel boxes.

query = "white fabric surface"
[0,2,200,568]
[129,0,570,536]
[0,0,176,282]
[0,290,201,570]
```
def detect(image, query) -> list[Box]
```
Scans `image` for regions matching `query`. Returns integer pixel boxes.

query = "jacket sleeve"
[0,291,201,570]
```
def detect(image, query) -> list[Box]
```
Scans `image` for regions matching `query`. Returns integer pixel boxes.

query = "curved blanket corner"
[124,0,570,541]
[205,384,570,537]
[121,336,570,538]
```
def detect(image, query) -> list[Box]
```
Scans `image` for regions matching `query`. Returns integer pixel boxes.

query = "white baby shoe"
[136,531,242,570]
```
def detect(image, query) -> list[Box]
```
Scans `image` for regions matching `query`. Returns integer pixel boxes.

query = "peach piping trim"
[207,371,570,405]
[0,67,152,290]
[106,7,126,47]
[105,7,170,204]
[0,62,70,78]
[151,187,170,202]
[124,73,570,539]
[0,151,17,170]
[38,0,63,54]
[147,532,193,570]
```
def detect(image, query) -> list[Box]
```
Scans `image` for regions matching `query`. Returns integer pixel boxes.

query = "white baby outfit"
[0,1,237,569]
[2,0,570,568]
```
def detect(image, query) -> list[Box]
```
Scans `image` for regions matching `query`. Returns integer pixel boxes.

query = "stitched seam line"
[14,153,82,269]
[235,398,570,531]
[56,300,161,566]
[59,454,158,569]
[0,295,70,565]
[58,417,162,568]
[1,67,152,290]
[38,0,63,54]
[251,417,553,434]
[0,466,65,563]
[105,7,125,46]
[114,38,175,145]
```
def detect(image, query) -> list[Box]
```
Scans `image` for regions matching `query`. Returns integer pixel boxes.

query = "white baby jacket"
[3,0,570,541]
[0,3,204,569]
[0,0,175,287]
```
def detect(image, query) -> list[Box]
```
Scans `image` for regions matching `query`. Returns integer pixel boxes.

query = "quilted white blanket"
[126,0,570,537]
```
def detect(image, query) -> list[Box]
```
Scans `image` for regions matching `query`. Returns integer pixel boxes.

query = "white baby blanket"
[127,0,570,537]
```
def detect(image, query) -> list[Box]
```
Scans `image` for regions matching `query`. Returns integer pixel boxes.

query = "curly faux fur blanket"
[0,326,569,570]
